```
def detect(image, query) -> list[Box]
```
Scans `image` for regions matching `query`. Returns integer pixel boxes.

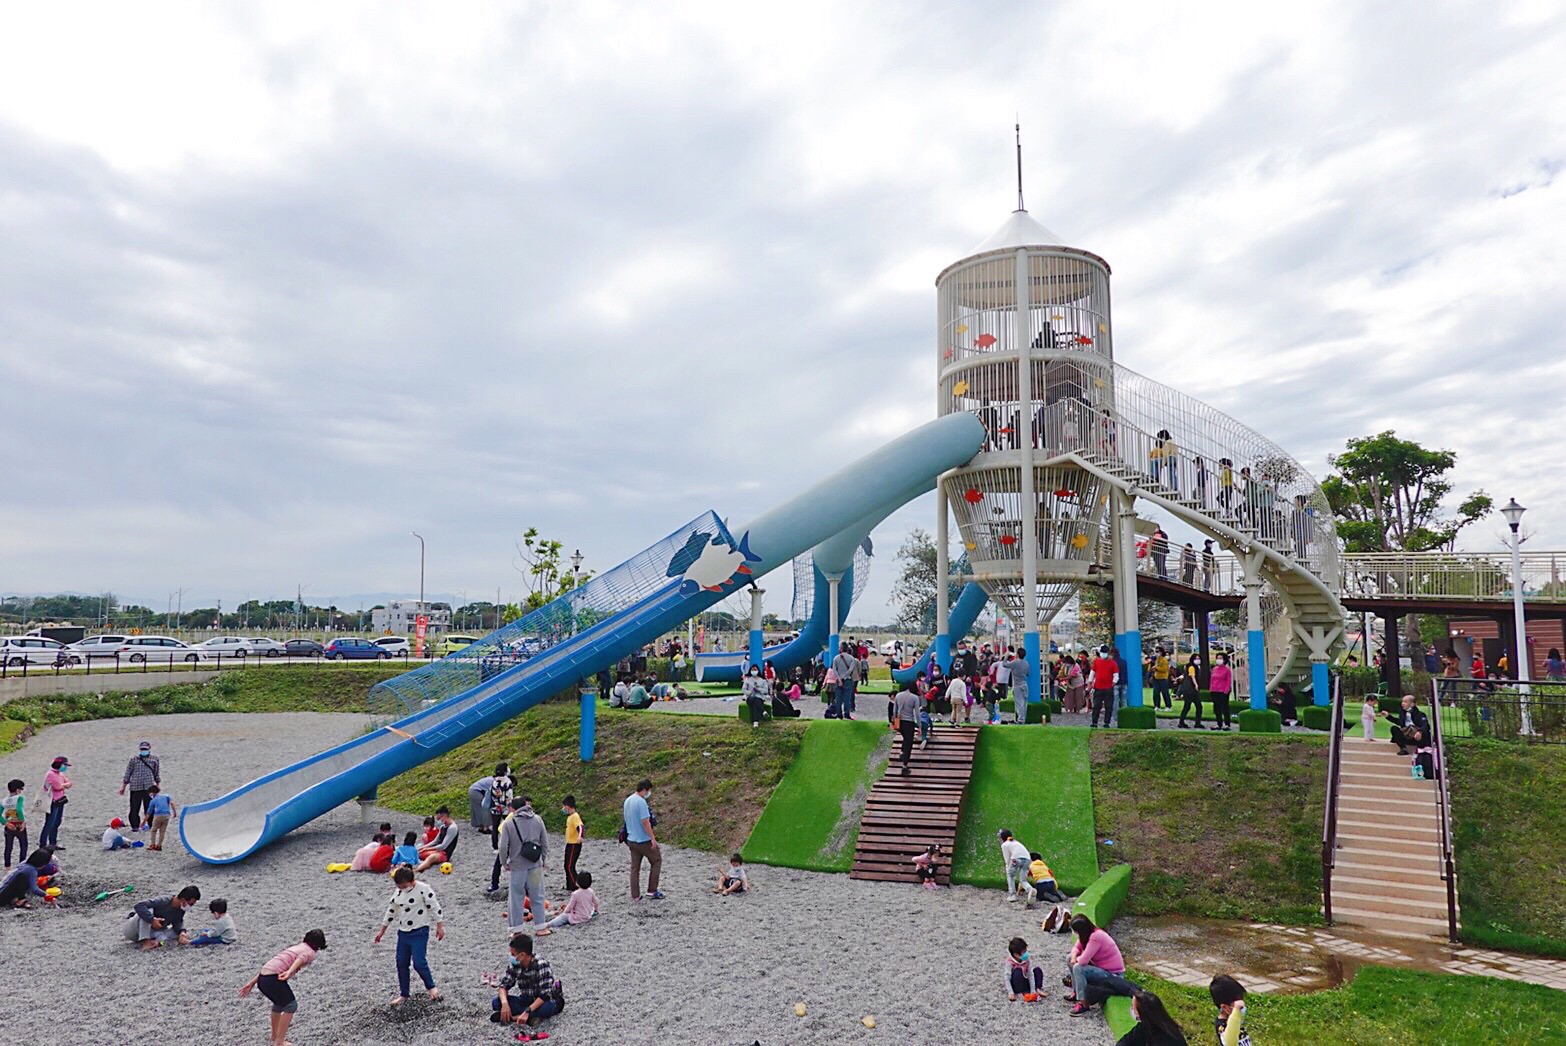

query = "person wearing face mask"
[1208,653,1235,731]
[120,740,160,831]
[742,665,770,727]
[1005,936,1046,1000]
[1115,988,1189,1045]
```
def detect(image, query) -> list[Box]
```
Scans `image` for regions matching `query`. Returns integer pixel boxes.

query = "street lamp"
[570,549,583,636]
[412,532,426,655]
[1502,499,1534,734]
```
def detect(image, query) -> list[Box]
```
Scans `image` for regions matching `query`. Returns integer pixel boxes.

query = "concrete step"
[1340,756,1421,776]
[1339,802,1440,823]
[1336,847,1446,877]
[1335,873,1449,897]
[1334,889,1452,918]
[1336,831,1442,857]
[1337,817,1442,841]
[1340,771,1434,791]
[1334,861,1444,887]
[1332,905,1455,939]
[1339,781,1439,804]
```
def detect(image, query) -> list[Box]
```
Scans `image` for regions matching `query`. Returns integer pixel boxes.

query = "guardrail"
[1340,550,1566,603]
[0,649,417,679]
[1432,679,1566,745]
[1428,679,1460,941]
[1321,672,1345,926]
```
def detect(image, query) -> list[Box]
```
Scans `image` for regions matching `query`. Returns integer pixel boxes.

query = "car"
[372,636,412,656]
[69,634,129,659]
[246,638,287,658]
[283,638,325,658]
[193,636,253,660]
[0,636,76,666]
[438,634,478,657]
[121,636,200,663]
[324,638,390,660]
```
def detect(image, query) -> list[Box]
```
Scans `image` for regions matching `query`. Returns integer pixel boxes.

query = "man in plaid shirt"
[492,933,563,1033]
[118,740,160,829]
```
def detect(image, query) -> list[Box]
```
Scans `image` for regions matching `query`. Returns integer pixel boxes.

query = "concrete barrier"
[0,670,220,705]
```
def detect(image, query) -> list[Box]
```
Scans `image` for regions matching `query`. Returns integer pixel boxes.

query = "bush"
[1025,702,1047,724]
[1116,706,1157,730]
[1300,705,1339,731]
[738,703,771,724]
[1237,708,1282,733]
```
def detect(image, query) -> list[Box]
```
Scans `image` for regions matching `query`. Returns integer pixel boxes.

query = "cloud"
[1,0,1563,627]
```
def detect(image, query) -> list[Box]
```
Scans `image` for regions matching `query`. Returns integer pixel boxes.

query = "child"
[374,865,445,1005]
[102,818,131,851]
[538,869,599,936]
[420,816,438,847]
[241,929,327,1046]
[1005,936,1046,1001]
[369,834,395,874]
[190,898,238,947]
[351,833,384,872]
[1026,852,1067,905]
[146,785,177,851]
[3,779,25,869]
[392,831,420,868]
[917,701,933,750]
[1361,696,1378,740]
[714,853,749,895]
[1209,974,1250,1046]
[491,933,563,1036]
[562,795,584,890]
[912,845,940,889]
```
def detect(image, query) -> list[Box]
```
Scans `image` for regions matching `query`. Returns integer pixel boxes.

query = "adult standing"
[1150,648,1172,710]
[1066,654,1087,713]
[1201,540,1217,592]
[830,645,860,720]
[623,778,663,901]
[1150,528,1169,580]
[1009,651,1031,724]
[993,652,1011,716]
[1179,543,1197,587]
[119,740,161,831]
[40,756,71,850]
[1088,647,1118,728]
[998,829,1030,902]
[1208,654,1234,731]
[497,796,549,933]
[467,769,496,833]
[952,640,979,680]
[1112,646,1129,712]
[891,685,921,776]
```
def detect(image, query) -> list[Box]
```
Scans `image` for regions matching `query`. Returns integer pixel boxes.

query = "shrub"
[1300,705,1338,731]
[1237,708,1282,733]
[738,703,771,724]
[1116,706,1157,730]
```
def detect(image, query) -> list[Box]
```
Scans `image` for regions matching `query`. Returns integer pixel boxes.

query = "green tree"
[1324,431,1492,553]
[514,528,595,610]
[890,528,969,633]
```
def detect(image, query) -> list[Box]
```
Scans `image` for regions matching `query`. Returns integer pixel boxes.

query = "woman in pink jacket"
[1065,914,1126,1017]
[1208,654,1234,731]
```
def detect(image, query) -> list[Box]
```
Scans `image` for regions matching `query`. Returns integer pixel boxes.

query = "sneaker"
[647,890,666,900]
[1069,1003,1092,1017]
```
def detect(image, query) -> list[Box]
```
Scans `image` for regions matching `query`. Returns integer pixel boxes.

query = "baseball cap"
[138,741,151,751]
[110,817,125,829]
[52,756,70,769]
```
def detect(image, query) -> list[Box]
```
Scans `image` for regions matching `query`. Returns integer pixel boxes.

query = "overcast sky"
[3,1,1564,626]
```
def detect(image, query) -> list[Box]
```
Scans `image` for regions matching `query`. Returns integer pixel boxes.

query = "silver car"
[0,636,75,666]
[121,635,201,663]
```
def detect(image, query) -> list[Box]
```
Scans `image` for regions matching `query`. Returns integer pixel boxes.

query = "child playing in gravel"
[713,853,749,895]
[1005,936,1046,1000]
[374,865,445,1006]
[146,785,177,851]
[1025,852,1067,905]
[912,845,940,888]
[3,779,25,869]
[537,870,599,935]
[241,929,326,1046]
[392,831,420,868]
[102,818,132,851]
[1209,974,1251,1045]
[190,898,238,947]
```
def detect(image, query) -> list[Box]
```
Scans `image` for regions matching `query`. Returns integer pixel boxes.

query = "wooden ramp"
[849,725,980,885]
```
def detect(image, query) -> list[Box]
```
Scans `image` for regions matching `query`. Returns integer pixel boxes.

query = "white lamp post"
[1501,499,1533,735]
[570,549,584,636]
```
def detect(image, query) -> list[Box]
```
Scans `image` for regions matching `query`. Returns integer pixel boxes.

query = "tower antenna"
[1015,119,1025,212]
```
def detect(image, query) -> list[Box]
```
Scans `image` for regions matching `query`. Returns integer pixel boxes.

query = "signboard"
[414,614,429,658]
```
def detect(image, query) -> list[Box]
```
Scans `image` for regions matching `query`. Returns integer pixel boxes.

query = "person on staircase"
[1382,694,1431,755]
[1208,654,1234,730]
[892,685,922,776]
[1201,539,1218,592]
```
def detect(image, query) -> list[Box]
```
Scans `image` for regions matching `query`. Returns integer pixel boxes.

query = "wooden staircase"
[1329,738,1457,938]
[849,725,980,884]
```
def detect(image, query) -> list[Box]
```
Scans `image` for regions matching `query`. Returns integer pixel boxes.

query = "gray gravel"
[0,712,1113,1045]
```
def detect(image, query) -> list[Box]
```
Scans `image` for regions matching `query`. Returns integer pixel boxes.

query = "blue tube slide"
[179,413,985,864]
[890,581,990,686]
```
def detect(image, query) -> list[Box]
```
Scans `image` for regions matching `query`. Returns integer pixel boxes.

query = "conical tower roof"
[970,208,1062,254]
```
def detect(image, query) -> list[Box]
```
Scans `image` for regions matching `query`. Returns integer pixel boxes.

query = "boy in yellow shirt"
[562,795,584,890]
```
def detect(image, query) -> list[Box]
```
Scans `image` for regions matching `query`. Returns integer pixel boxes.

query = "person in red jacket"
[369,835,395,875]
[1089,646,1119,728]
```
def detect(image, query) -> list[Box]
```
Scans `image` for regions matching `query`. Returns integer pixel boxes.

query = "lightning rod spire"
[1015,119,1025,212]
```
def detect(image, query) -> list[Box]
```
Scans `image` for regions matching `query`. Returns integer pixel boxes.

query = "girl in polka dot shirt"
[374,865,446,1005]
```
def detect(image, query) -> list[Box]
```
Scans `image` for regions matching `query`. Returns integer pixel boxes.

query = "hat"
[1099,645,1110,655]
[110,817,125,829]
[138,741,151,751]
[52,756,70,769]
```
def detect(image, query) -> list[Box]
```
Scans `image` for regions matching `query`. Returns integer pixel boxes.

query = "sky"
[2,0,1564,627]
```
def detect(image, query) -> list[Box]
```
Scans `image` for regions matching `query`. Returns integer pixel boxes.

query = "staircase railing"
[1321,672,1345,926]
[1428,678,1460,942]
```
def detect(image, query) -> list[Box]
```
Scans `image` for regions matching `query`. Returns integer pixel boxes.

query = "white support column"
[1114,487,1143,705]
[1015,249,1040,700]
[1243,549,1267,709]
[935,481,951,641]
[1294,623,1343,708]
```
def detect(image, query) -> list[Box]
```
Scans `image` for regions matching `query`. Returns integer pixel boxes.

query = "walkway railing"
[1432,679,1566,745]
[1321,672,1346,927]
[1341,551,1566,603]
[1428,680,1460,942]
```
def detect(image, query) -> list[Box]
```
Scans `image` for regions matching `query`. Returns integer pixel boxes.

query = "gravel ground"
[0,712,1113,1045]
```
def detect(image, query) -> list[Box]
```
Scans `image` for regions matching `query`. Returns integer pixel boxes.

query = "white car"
[246,638,287,658]
[69,635,129,658]
[0,636,75,666]
[372,636,412,656]
[121,635,200,663]
[194,636,253,659]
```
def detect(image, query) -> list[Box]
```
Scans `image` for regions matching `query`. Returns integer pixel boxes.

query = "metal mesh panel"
[944,465,1105,568]
[937,249,1112,373]
[788,546,871,624]
[370,512,723,718]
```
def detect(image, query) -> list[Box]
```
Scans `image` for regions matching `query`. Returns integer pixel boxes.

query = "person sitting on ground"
[240,929,327,1046]
[419,816,437,847]
[1209,974,1250,1046]
[538,870,599,935]
[1115,988,1189,1046]
[415,808,459,872]
[1065,914,1126,1017]
[1005,936,1047,1001]
[491,933,565,1036]
[103,818,132,851]
[770,683,800,719]
[351,833,384,872]
[1382,694,1431,755]
[189,898,238,947]
[623,678,655,710]
[391,831,421,868]
[123,885,201,949]
[713,853,749,895]
[1025,852,1066,905]
[912,845,940,889]
[0,849,53,908]
[368,834,395,874]
[1270,682,1298,726]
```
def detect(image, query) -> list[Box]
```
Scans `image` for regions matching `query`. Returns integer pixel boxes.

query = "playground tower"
[933,204,1115,696]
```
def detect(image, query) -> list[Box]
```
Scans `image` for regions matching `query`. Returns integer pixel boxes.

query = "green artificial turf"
[741,719,887,872]
[1089,731,1326,924]
[1448,740,1566,957]
[0,718,29,752]
[1125,964,1566,1045]
[951,726,1098,893]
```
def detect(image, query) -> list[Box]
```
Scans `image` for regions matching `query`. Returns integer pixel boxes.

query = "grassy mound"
[1089,732,1325,923]
[951,727,1098,893]
[1448,740,1566,956]
[380,703,803,854]
[742,719,886,872]
[1126,964,1565,1044]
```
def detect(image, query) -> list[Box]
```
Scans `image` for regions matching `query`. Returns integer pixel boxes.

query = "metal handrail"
[1321,672,1345,926]
[1340,550,1566,604]
[1428,678,1460,942]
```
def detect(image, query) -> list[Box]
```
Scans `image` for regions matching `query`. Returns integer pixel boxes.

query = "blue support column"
[1124,630,1144,707]
[748,629,763,672]
[1023,631,1041,703]
[1247,629,1267,709]
[1312,660,1330,707]
[579,687,596,761]
[936,633,952,675]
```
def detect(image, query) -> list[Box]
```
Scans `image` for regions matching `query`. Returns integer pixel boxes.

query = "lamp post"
[570,549,583,636]
[412,532,426,656]
[1502,499,1533,735]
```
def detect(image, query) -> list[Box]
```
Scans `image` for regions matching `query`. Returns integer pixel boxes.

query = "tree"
[890,528,968,633]
[514,528,595,610]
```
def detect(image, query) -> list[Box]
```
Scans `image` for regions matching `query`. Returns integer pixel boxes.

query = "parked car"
[246,638,287,658]
[1,636,76,666]
[438,634,478,657]
[193,636,253,659]
[372,636,412,656]
[283,638,325,658]
[121,636,200,663]
[68,634,129,659]
[324,638,390,660]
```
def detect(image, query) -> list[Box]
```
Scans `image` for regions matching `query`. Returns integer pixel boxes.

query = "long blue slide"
[180,414,985,863]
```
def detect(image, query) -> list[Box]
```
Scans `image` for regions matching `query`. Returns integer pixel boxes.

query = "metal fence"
[0,649,415,680]
[1341,551,1566,603]
[1433,679,1566,745]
